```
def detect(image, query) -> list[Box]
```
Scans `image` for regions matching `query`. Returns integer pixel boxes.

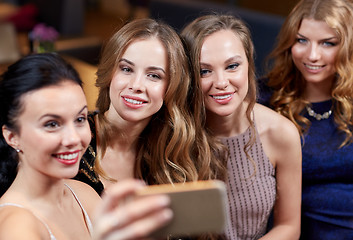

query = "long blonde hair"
[181,14,257,168]
[95,18,227,184]
[266,0,353,147]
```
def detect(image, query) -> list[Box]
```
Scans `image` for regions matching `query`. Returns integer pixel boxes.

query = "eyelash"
[43,116,86,130]
[147,73,161,80]
[200,69,211,77]
[296,38,337,47]
[296,38,307,44]
[121,66,132,73]
[76,116,87,124]
[44,121,59,129]
[227,63,239,70]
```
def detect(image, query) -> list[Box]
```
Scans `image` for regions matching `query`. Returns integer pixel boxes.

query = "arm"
[256,105,302,240]
[0,207,47,240]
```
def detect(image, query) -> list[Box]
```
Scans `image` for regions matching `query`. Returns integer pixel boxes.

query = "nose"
[308,43,320,62]
[214,71,229,90]
[129,72,146,93]
[62,124,80,147]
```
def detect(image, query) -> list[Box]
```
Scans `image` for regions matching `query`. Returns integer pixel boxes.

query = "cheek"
[200,79,212,94]
[323,49,339,64]
[110,73,127,92]
[80,125,92,149]
[291,45,301,61]
[151,83,167,101]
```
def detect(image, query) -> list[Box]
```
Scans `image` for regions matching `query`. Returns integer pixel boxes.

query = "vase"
[33,40,56,53]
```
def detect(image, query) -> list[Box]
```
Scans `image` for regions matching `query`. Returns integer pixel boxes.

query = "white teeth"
[212,94,232,100]
[305,64,323,70]
[124,97,143,105]
[57,153,78,160]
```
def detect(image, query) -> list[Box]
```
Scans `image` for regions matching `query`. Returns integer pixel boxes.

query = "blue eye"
[323,41,337,47]
[200,69,211,77]
[227,63,239,70]
[296,38,307,44]
[147,73,161,80]
[121,66,132,73]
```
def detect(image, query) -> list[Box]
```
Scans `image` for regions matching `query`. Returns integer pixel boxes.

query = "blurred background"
[0,0,298,64]
[0,0,299,108]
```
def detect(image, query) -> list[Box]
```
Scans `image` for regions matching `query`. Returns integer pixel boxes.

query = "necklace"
[306,105,332,121]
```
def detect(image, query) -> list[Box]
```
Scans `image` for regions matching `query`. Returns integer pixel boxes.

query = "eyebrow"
[200,55,243,67]
[297,33,338,41]
[119,58,166,74]
[39,106,88,120]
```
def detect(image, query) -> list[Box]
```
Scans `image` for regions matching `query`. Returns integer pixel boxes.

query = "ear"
[2,125,20,150]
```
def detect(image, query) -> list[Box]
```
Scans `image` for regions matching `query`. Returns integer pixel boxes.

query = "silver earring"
[16,149,21,153]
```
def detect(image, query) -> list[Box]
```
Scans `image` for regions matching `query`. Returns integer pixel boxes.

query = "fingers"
[92,179,173,240]
[103,205,172,240]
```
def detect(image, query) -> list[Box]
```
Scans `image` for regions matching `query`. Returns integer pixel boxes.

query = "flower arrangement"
[29,23,59,53]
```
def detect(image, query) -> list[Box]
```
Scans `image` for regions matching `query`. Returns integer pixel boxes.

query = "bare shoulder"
[0,205,44,239]
[254,103,299,143]
[64,179,101,215]
[254,103,301,166]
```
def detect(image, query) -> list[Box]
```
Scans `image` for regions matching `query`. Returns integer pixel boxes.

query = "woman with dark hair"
[0,53,172,239]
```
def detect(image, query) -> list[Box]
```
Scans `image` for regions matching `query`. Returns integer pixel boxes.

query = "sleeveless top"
[258,78,353,239]
[0,184,93,240]
[221,122,276,240]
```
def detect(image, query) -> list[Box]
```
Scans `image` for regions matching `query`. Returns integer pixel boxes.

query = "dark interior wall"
[3,0,85,36]
[191,0,299,16]
[149,0,285,76]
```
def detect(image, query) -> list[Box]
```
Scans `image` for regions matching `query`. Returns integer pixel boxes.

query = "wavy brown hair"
[181,14,257,170]
[266,0,353,147]
[94,18,227,185]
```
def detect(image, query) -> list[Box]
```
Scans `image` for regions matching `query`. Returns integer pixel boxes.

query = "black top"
[74,112,104,195]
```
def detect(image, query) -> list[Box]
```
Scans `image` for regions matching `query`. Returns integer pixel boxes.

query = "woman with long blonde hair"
[182,14,301,240]
[259,0,353,238]
[75,18,227,197]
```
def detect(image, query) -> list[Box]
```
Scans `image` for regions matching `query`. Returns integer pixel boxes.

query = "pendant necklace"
[306,105,332,121]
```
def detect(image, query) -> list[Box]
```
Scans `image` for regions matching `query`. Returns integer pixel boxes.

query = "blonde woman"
[75,18,227,196]
[181,15,301,240]
[258,0,353,238]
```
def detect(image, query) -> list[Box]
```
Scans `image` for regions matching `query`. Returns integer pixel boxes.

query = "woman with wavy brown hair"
[181,14,301,240]
[258,0,353,238]
[74,18,227,199]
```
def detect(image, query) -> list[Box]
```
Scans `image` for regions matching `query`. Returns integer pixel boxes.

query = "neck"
[304,79,333,103]
[7,167,67,205]
[206,102,250,138]
[104,109,150,144]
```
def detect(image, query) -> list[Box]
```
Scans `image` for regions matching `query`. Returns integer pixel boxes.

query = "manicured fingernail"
[159,196,171,206]
[162,209,173,220]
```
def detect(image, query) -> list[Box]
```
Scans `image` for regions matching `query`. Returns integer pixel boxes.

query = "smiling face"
[291,18,340,89]
[107,37,168,125]
[200,30,249,117]
[6,81,91,180]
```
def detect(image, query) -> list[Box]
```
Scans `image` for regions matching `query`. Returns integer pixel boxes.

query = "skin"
[200,30,302,240]
[291,18,340,102]
[101,37,169,187]
[1,81,97,240]
[0,81,172,239]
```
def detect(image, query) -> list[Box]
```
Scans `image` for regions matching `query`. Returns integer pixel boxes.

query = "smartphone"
[136,180,229,238]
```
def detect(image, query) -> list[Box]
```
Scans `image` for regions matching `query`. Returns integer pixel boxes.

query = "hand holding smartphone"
[136,180,228,238]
